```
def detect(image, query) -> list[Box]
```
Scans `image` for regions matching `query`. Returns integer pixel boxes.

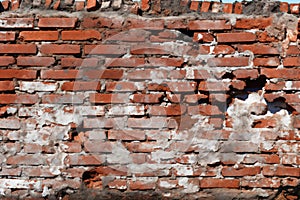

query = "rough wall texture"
[0,0,299,199]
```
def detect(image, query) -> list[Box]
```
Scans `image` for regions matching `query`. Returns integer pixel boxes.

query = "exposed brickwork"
[0,0,299,199]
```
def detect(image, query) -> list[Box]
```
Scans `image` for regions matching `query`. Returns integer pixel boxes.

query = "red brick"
[222,166,261,177]
[129,180,156,190]
[65,155,105,166]
[40,44,80,55]
[84,45,127,55]
[0,18,34,28]
[190,1,199,11]
[188,20,231,30]
[108,130,146,140]
[166,19,187,29]
[0,31,15,41]
[106,82,138,92]
[86,0,98,11]
[200,1,210,12]
[253,57,280,67]
[131,44,173,55]
[149,105,186,116]
[201,179,239,188]
[193,32,214,42]
[235,18,272,29]
[208,57,249,67]
[90,93,130,104]
[213,45,235,55]
[17,57,55,67]
[19,31,58,41]
[188,105,222,116]
[223,3,233,13]
[217,32,256,43]
[0,56,15,66]
[286,46,300,55]
[0,44,36,54]
[233,69,259,79]
[238,44,279,55]
[280,2,289,12]
[105,58,145,67]
[234,2,242,14]
[148,82,197,92]
[0,94,38,104]
[61,82,100,91]
[81,69,124,80]
[141,0,150,11]
[261,68,300,79]
[263,166,299,177]
[290,4,299,14]
[0,118,21,129]
[125,18,164,30]
[108,179,127,190]
[41,70,78,79]
[257,31,277,42]
[61,57,99,68]
[42,94,84,104]
[38,18,77,28]
[0,81,14,91]
[283,57,300,67]
[0,69,36,79]
[131,94,163,103]
[62,30,101,40]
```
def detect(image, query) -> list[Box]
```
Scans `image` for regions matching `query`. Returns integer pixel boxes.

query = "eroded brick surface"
[0,1,299,200]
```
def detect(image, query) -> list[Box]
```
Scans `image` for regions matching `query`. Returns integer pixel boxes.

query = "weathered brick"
[235,17,272,29]
[0,118,21,129]
[253,57,280,67]
[65,155,105,166]
[106,82,138,92]
[61,57,99,68]
[127,118,168,129]
[19,81,57,93]
[62,30,101,40]
[188,20,231,30]
[61,81,100,91]
[105,58,145,67]
[0,31,15,41]
[38,18,77,28]
[42,94,84,104]
[149,105,186,116]
[17,57,55,67]
[148,82,197,92]
[7,155,46,165]
[238,44,280,55]
[222,166,261,177]
[233,69,259,79]
[0,94,38,104]
[19,31,58,41]
[108,130,146,140]
[208,57,249,67]
[40,44,80,55]
[0,18,34,28]
[125,18,164,30]
[84,45,128,55]
[131,94,163,103]
[283,57,300,67]
[188,105,222,116]
[90,93,130,104]
[261,68,300,79]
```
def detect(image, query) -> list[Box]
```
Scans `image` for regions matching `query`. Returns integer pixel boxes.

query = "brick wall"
[0,0,299,199]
